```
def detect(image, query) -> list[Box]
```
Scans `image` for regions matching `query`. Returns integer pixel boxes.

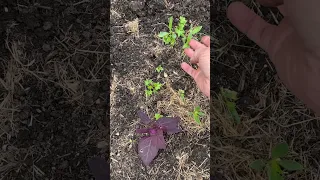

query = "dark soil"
[0,0,109,179]
[110,0,210,179]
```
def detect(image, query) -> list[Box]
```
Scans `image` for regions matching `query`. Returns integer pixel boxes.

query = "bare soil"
[0,0,109,179]
[110,0,210,179]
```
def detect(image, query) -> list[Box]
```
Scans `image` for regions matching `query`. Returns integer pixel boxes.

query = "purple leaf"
[156,117,181,134]
[138,110,152,125]
[151,130,166,149]
[138,136,159,166]
[136,128,150,134]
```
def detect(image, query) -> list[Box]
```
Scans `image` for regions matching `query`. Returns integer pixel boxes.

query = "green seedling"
[158,16,176,46]
[220,88,240,124]
[159,16,202,49]
[182,25,202,49]
[189,106,205,124]
[250,142,303,180]
[178,89,185,101]
[144,79,163,97]
[175,16,187,38]
[154,113,163,120]
[156,65,164,73]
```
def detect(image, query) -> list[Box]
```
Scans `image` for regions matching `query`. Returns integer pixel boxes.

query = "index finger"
[227,2,277,53]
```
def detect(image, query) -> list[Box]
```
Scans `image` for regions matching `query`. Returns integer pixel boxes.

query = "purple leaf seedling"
[136,110,181,166]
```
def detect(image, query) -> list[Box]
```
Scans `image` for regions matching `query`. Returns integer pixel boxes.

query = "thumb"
[227,2,277,54]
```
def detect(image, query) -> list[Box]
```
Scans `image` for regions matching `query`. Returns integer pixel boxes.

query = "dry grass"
[213,1,320,179]
[157,77,210,134]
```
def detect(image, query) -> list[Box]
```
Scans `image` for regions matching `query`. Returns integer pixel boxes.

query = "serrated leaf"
[158,32,169,38]
[272,143,289,159]
[278,160,303,171]
[191,26,202,34]
[138,136,159,166]
[151,129,166,149]
[144,79,152,86]
[138,111,152,124]
[179,16,186,24]
[145,90,152,96]
[156,117,181,134]
[250,159,266,171]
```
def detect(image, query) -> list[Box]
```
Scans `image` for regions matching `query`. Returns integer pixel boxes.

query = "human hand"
[227,0,320,115]
[181,36,210,98]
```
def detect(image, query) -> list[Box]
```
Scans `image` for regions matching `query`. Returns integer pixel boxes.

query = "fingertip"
[181,62,192,75]
[201,36,210,47]
[189,39,205,50]
[184,48,194,58]
[227,2,247,23]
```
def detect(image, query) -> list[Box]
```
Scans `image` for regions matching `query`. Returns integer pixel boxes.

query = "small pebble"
[42,44,51,52]
[43,21,53,30]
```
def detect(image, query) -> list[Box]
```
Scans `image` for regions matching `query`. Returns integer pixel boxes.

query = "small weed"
[189,106,204,124]
[144,79,162,97]
[250,142,303,180]
[178,89,185,101]
[158,16,176,46]
[158,16,202,49]
[156,65,164,73]
[154,113,163,120]
[220,88,240,124]
[182,24,202,49]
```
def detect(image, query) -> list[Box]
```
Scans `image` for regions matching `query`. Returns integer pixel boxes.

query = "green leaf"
[272,143,289,159]
[172,33,177,39]
[158,32,169,38]
[179,16,187,25]
[168,16,173,31]
[145,90,152,96]
[267,160,284,180]
[195,106,201,112]
[220,88,238,101]
[278,160,303,171]
[156,65,164,73]
[194,115,201,124]
[154,113,163,120]
[226,101,240,124]
[198,112,205,116]
[191,26,202,34]
[267,165,284,180]
[144,79,152,86]
[250,159,266,171]
[183,43,189,49]
[153,82,162,91]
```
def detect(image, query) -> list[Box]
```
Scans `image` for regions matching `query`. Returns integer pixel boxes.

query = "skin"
[227,0,320,115]
[182,36,210,98]
[183,0,320,115]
